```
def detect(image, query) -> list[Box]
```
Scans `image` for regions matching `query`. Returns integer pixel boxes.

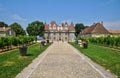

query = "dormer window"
[53,24,56,26]
[65,24,67,26]
[53,26,56,29]
[59,29,61,31]
[49,26,51,29]
[59,33,61,35]
[57,24,63,31]
[9,30,12,35]
[65,27,68,30]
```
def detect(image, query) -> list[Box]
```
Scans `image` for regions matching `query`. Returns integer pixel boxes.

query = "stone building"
[80,22,110,37]
[108,30,120,36]
[0,27,16,36]
[44,21,75,42]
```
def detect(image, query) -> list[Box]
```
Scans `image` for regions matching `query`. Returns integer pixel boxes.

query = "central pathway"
[16,42,116,78]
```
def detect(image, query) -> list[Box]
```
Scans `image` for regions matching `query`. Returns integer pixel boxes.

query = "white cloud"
[11,14,27,21]
[104,20,120,29]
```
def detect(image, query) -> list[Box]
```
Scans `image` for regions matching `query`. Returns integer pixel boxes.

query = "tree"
[75,23,85,37]
[26,21,44,36]
[0,21,8,27]
[9,22,26,36]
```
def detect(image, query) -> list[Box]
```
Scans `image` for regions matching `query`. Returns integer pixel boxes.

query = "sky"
[0,0,120,30]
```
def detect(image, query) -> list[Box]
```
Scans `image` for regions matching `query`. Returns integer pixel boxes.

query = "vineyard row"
[0,36,37,51]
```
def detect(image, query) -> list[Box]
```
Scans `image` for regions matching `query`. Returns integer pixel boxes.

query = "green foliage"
[75,23,85,37]
[0,36,37,50]
[70,42,120,77]
[26,21,44,36]
[0,21,8,27]
[17,36,36,45]
[87,36,120,47]
[9,22,26,36]
[0,37,4,49]
[0,43,52,78]
[12,36,19,46]
[77,37,89,43]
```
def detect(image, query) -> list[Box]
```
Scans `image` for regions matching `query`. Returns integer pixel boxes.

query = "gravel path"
[16,42,116,78]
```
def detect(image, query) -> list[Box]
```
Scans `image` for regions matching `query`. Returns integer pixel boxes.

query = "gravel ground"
[16,42,117,78]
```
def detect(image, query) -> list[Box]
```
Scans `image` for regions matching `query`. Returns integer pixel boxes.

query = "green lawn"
[69,42,120,77]
[0,43,52,78]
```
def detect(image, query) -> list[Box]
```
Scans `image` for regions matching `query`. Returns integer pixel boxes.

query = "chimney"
[101,21,103,25]
[93,23,95,25]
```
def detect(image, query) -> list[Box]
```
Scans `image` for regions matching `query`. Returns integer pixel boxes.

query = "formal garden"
[69,36,120,77]
[0,35,51,78]
[0,21,120,77]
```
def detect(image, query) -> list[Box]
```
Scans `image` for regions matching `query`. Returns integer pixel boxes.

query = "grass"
[69,42,120,77]
[0,43,52,78]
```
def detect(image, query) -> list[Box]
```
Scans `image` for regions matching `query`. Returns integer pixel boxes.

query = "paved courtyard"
[16,42,116,78]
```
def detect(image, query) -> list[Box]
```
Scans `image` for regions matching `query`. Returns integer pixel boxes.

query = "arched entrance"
[59,37,61,41]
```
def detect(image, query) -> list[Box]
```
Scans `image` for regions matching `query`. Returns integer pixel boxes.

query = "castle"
[44,21,75,42]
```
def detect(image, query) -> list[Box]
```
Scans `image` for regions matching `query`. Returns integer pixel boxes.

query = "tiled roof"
[44,21,75,31]
[92,23,110,34]
[108,30,120,34]
[50,21,56,26]
[69,22,75,31]
[0,27,11,32]
[83,23,109,34]
[44,23,49,30]
[84,25,96,34]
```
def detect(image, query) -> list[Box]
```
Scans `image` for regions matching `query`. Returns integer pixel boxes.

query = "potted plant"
[41,40,46,46]
[19,45,27,56]
[47,37,49,43]
[19,36,28,56]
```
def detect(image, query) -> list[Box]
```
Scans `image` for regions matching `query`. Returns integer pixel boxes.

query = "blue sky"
[0,0,120,29]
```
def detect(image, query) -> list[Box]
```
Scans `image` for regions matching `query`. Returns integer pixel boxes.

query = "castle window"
[65,24,67,26]
[65,33,67,35]
[58,25,63,31]
[53,25,56,29]
[49,27,51,29]
[53,24,56,26]
[54,37,56,39]
[59,33,61,35]
[65,27,68,30]
[65,37,67,40]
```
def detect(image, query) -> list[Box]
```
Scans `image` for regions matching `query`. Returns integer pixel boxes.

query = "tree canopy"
[26,21,44,36]
[9,22,26,36]
[0,21,8,27]
[75,23,85,37]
